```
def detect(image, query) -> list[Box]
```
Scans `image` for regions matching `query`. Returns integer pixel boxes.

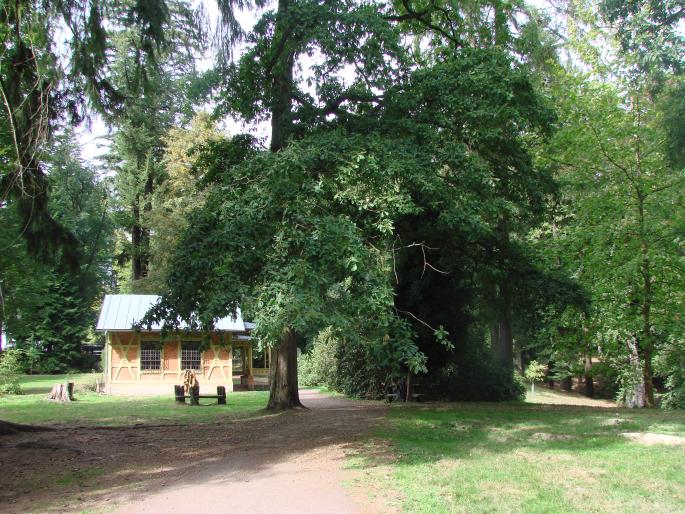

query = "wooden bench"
[174,385,227,405]
[385,383,424,403]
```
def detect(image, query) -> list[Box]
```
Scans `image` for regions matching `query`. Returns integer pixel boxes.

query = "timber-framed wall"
[104,330,253,395]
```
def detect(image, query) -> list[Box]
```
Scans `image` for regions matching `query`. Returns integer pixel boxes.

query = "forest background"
[0,0,683,409]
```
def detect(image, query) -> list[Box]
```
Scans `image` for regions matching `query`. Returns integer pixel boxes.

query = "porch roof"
[96,294,250,332]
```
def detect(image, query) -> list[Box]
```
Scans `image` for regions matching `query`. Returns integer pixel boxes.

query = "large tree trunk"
[492,291,513,370]
[497,314,513,369]
[492,221,513,371]
[583,355,594,397]
[624,339,647,407]
[267,328,303,410]
[131,176,153,281]
[264,0,302,411]
[642,347,655,407]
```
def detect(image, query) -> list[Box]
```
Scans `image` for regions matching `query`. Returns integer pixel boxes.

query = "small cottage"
[97,295,267,394]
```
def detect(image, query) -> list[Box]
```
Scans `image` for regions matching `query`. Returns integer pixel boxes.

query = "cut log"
[47,382,74,402]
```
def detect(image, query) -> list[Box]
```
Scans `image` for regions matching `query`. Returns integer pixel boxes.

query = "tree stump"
[174,385,185,403]
[47,382,74,402]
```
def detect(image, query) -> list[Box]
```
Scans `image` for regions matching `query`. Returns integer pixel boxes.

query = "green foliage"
[333,336,393,400]
[1,132,112,373]
[0,350,23,395]
[298,328,339,388]
[106,0,206,291]
[524,360,546,384]
[600,0,685,79]
[428,344,526,402]
[532,62,684,406]
[655,338,685,409]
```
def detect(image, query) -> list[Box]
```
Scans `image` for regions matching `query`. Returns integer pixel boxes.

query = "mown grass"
[352,390,685,513]
[2,375,271,426]
[17,373,102,394]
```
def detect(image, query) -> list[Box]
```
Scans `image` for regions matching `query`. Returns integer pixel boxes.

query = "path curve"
[115,390,387,514]
[2,390,388,513]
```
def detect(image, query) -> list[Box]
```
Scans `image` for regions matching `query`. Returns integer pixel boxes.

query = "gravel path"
[1,390,388,513]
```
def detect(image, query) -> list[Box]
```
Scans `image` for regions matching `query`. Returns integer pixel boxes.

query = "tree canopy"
[1,0,684,411]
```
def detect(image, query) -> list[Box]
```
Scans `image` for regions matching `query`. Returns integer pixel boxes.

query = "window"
[140,342,161,371]
[181,342,202,371]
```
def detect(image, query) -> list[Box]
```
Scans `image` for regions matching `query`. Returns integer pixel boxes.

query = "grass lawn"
[17,372,102,394]
[2,374,271,426]
[353,388,685,513]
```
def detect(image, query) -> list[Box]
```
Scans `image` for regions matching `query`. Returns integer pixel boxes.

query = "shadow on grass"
[368,401,685,460]
[345,399,685,513]
[0,390,388,513]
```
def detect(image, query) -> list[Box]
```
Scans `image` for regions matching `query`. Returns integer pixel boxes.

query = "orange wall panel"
[164,342,179,371]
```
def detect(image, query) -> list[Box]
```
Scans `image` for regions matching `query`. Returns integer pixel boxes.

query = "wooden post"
[67,382,74,401]
[406,372,413,402]
[190,385,199,406]
[217,386,226,405]
[174,385,185,403]
[247,345,253,376]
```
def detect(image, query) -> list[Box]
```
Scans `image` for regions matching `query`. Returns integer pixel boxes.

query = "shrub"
[0,349,23,395]
[524,360,547,392]
[334,336,391,399]
[425,343,525,401]
[298,327,392,399]
[298,327,339,387]
[655,339,685,409]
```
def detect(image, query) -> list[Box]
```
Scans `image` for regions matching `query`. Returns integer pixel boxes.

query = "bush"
[655,339,685,409]
[298,327,392,399]
[0,349,23,395]
[298,328,339,387]
[524,360,546,392]
[334,336,392,399]
[425,343,525,402]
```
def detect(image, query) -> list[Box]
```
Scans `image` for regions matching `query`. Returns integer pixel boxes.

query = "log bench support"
[174,385,227,405]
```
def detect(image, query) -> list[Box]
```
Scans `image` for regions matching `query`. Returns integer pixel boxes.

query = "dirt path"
[1,390,388,513]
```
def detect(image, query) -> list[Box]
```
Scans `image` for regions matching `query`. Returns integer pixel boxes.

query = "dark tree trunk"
[491,316,513,370]
[491,221,513,372]
[642,347,655,408]
[560,376,572,391]
[267,328,303,410]
[583,355,594,398]
[131,178,152,281]
[490,324,500,352]
[269,0,295,153]
[132,198,145,280]
[405,372,413,402]
[498,315,513,369]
